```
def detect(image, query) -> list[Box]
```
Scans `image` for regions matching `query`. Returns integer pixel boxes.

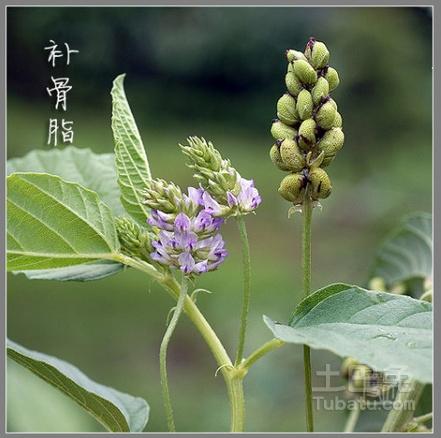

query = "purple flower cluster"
[148,187,228,275]
[202,177,262,217]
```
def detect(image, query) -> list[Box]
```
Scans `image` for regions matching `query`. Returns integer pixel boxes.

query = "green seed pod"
[277,93,298,126]
[309,167,332,200]
[280,138,305,172]
[270,143,291,171]
[271,119,297,140]
[286,49,307,63]
[328,98,338,110]
[332,111,342,128]
[278,173,305,203]
[318,127,344,154]
[296,89,313,120]
[316,101,337,129]
[305,41,330,70]
[285,72,303,96]
[293,59,317,85]
[298,118,317,150]
[325,67,340,91]
[311,77,329,105]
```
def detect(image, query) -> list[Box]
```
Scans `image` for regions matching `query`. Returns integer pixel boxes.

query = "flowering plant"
[6,38,432,434]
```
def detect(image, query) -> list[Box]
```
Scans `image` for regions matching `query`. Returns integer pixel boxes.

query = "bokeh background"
[7,6,432,432]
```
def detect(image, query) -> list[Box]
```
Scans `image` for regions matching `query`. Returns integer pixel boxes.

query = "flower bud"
[309,167,332,200]
[286,49,307,63]
[115,217,152,260]
[312,77,329,105]
[316,101,337,129]
[318,127,344,154]
[280,138,306,172]
[270,143,291,171]
[285,72,303,96]
[341,357,360,379]
[333,112,342,128]
[350,364,372,391]
[271,119,297,140]
[305,41,330,70]
[325,67,340,91]
[296,89,313,120]
[293,59,317,85]
[278,173,305,203]
[277,93,299,126]
[298,118,317,150]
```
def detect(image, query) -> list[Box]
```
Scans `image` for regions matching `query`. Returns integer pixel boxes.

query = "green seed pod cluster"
[270,37,344,205]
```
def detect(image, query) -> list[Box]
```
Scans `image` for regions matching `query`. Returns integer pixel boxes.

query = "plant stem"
[414,412,432,424]
[161,276,245,431]
[240,338,285,371]
[343,400,361,432]
[235,216,252,366]
[124,260,246,431]
[159,275,188,431]
[302,196,314,432]
[381,379,424,432]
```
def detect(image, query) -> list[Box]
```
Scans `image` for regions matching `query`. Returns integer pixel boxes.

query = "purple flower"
[147,186,227,276]
[228,177,262,213]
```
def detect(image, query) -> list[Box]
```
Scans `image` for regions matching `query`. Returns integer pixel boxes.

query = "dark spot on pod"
[271,118,279,123]
[317,181,323,193]
[275,139,283,147]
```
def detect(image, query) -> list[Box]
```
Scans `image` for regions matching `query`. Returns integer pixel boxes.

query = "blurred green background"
[7,6,432,432]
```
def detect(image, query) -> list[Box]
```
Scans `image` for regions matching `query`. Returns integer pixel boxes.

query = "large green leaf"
[370,213,432,286]
[265,284,432,383]
[111,74,151,224]
[7,147,123,216]
[7,340,149,432]
[7,172,121,272]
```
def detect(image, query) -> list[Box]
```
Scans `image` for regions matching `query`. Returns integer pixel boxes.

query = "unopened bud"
[305,40,330,70]
[280,138,306,172]
[278,173,306,203]
[298,118,317,150]
[316,101,337,129]
[325,67,340,91]
[271,119,297,140]
[309,167,332,200]
[341,357,360,379]
[277,93,299,126]
[312,77,329,105]
[293,59,317,85]
[270,143,291,171]
[369,276,387,291]
[296,89,313,120]
[285,72,303,96]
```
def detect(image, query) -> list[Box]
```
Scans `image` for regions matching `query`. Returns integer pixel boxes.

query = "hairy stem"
[235,216,252,366]
[381,379,424,432]
[161,276,245,431]
[159,275,188,431]
[343,400,361,432]
[302,196,314,432]
[123,259,246,431]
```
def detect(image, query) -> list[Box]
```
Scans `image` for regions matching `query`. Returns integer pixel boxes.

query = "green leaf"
[111,74,151,224]
[265,283,432,383]
[13,260,125,282]
[7,340,149,432]
[370,213,432,286]
[7,146,123,216]
[7,172,121,272]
